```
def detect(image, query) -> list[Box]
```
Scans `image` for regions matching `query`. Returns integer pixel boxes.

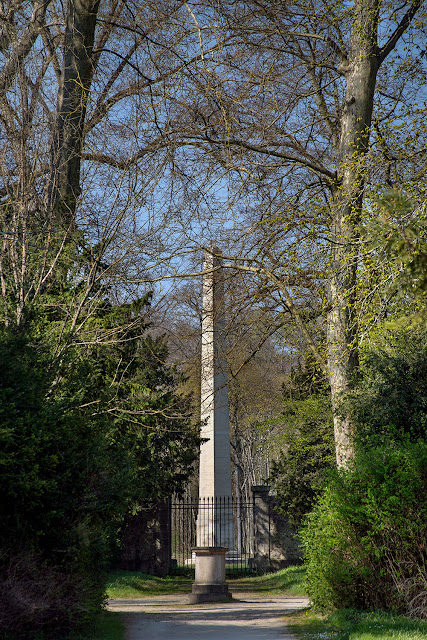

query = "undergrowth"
[71,611,125,640]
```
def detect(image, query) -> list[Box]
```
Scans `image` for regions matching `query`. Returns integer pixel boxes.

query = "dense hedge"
[0,305,199,638]
[300,441,427,618]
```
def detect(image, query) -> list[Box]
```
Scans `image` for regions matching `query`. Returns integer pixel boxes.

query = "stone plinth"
[188,547,232,604]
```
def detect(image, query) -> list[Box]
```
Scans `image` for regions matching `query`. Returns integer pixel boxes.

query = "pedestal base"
[188,547,232,604]
[188,582,232,604]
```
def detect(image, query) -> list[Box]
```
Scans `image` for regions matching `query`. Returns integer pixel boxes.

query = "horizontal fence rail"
[170,497,262,576]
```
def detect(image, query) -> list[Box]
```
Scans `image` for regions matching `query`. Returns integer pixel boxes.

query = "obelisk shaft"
[197,246,234,548]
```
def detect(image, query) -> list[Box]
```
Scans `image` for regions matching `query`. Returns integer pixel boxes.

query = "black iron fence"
[170,497,259,576]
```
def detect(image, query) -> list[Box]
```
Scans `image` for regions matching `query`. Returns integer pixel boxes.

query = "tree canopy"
[1,0,427,633]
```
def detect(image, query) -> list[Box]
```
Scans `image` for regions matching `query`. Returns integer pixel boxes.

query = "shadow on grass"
[71,611,125,640]
[106,570,193,598]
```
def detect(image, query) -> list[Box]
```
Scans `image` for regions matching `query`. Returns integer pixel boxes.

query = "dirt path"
[108,592,310,640]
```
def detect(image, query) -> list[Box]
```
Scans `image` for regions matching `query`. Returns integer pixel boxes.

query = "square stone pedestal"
[188,547,232,604]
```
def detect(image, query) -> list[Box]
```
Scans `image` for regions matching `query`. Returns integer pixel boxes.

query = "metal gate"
[170,497,257,576]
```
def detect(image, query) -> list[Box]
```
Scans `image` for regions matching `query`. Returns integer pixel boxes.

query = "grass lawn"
[106,564,307,599]
[106,570,193,598]
[229,565,306,596]
[285,608,427,640]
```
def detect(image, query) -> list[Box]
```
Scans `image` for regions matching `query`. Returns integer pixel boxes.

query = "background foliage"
[270,358,335,527]
[347,328,427,444]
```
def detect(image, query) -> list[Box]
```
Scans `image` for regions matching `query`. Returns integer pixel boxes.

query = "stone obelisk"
[197,245,234,549]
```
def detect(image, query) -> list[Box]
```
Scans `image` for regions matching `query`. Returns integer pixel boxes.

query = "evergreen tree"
[0,243,199,637]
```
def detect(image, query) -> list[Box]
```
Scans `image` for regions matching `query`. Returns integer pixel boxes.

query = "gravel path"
[108,593,310,640]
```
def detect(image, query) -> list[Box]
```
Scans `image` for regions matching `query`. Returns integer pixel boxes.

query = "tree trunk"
[327,0,380,467]
[48,0,100,227]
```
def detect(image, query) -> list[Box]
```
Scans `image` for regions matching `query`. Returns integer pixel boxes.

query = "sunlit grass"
[229,565,306,596]
[285,608,427,640]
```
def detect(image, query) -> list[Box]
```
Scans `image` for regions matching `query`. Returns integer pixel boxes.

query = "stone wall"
[252,485,302,573]
[115,501,171,577]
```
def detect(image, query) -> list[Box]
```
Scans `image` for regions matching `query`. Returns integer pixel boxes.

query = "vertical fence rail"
[170,497,256,576]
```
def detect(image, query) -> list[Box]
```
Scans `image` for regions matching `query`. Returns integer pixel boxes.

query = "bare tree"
[0,0,218,325]
[1,0,426,468]
[154,0,427,466]
[47,0,101,225]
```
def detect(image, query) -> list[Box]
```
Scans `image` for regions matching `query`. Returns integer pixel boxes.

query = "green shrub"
[300,441,427,617]
[0,300,199,637]
[270,396,335,526]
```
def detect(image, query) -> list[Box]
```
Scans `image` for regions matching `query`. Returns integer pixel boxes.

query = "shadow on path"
[108,593,310,640]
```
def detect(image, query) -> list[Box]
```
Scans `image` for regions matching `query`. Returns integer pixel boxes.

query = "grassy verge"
[71,611,125,640]
[285,608,427,640]
[106,570,193,598]
[106,564,306,599]
[229,565,306,596]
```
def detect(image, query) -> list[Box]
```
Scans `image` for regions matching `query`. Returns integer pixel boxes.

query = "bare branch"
[0,0,50,96]
[379,0,423,63]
